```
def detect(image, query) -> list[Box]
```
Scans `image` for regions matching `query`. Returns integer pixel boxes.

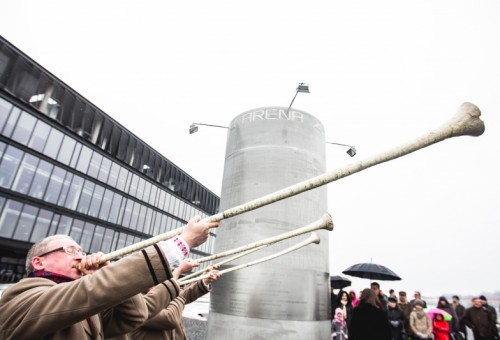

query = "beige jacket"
[0,245,178,340]
[410,310,433,338]
[130,280,210,340]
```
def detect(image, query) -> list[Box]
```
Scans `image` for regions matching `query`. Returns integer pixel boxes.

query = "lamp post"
[288,82,310,113]
[326,141,357,157]
[189,122,228,134]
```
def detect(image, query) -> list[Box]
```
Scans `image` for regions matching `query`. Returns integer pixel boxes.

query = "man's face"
[399,295,407,303]
[452,298,458,305]
[414,291,421,299]
[473,298,483,308]
[33,238,84,279]
[371,284,380,295]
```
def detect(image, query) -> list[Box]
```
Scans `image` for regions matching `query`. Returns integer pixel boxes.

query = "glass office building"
[0,36,220,283]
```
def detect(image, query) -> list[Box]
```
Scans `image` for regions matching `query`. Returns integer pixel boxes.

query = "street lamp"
[288,82,310,113]
[189,122,228,134]
[326,141,357,157]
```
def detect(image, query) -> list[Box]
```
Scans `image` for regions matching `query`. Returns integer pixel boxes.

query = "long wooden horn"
[194,213,332,263]
[178,245,267,282]
[98,103,484,263]
[179,232,321,286]
[179,213,333,282]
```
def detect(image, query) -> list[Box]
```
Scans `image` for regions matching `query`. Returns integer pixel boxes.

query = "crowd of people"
[0,215,222,340]
[331,283,499,340]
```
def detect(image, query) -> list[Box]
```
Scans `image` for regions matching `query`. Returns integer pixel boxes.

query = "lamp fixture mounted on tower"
[288,82,310,113]
[189,122,228,134]
[326,141,357,157]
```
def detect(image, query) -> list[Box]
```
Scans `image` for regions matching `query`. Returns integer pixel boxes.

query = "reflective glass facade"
[0,37,219,283]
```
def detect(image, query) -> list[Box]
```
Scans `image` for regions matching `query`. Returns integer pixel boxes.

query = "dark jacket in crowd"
[348,301,392,340]
[387,305,407,340]
[462,306,497,339]
[437,297,460,332]
[453,302,468,339]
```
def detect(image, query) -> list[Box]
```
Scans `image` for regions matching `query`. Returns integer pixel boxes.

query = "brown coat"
[130,280,210,340]
[462,306,497,338]
[0,245,178,340]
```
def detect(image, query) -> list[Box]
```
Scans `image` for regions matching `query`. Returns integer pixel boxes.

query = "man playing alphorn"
[0,216,219,340]
[129,261,222,340]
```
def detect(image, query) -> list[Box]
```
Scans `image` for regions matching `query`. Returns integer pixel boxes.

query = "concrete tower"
[207,107,330,339]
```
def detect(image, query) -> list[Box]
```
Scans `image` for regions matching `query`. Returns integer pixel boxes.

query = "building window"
[90,225,105,253]
[12,153,39,194]
[0,97,13,132]
[48,213,60,236]
[101,228,115,253]
[87,151,103,179]
[69,219,84,244]
[107,161,120,187]
[77,179,95,214]
[11,111,36,145]
[98,157,111,183]
[42,128,63,159]
[28,119,51,153]
[64,174,84,210]
[75,145,92,174]
[69,143,82,168]
[136,204,147,233]
[121,198,134,227]
[0,199,22,238]
[30,209,53,242]
[56,135,76,166]
[80,222,95,251]
[56,215,72,235]
[99,188,113,221]
[129,201,140,230]
[116,166,129,192]
[13,204,38,241]
[128,174,139,197]
[108,192,123,224]
[28,159,53,200]
[0,145,24,189]
[87,184,104,217]
[1,106,21,138]
[44,166,66,204]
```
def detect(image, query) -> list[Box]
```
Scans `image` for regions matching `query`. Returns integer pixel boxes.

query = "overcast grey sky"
[2,0,499,297]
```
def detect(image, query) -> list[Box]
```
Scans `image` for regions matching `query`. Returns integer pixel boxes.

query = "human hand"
[173,258,200,279]
[79,252,109,275]
[178,258,200,273]
[180,215,220,249]
[202,268,222,284]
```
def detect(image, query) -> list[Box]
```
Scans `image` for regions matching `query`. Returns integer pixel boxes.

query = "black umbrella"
[342,262,401,281]
[330,275,352,289]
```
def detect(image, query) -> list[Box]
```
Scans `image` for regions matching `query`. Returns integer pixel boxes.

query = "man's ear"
[32,257,45,271]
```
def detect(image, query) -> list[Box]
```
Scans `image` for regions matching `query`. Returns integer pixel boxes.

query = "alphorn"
[179,232,321,286]
[179,245,267,282]
[98,102,484,263]
[194,213,332,264]
[179,213,333,282]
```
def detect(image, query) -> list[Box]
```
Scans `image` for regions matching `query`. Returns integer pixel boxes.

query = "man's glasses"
[37,245,86,257]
